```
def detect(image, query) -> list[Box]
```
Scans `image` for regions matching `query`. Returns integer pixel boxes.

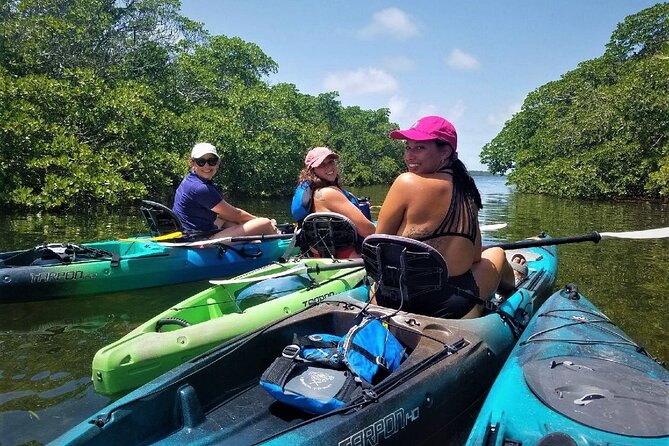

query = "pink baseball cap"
[389,115,458,151]
[305,146,339,168]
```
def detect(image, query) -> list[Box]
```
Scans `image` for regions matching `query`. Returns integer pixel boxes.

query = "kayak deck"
[71,301,512,445]
[92,258,368,396]
[0,238,293,301]
[466,285,669,445]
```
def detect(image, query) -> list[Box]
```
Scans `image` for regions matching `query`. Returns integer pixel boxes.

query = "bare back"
[376,172,482,276]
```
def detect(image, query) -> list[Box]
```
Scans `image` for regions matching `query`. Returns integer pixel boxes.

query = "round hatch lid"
[523,356,669,438]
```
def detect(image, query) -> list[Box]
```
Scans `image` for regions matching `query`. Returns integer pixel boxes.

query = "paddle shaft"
[305,259,365,274]
[486,232,601,250]
[210,259,365,285]
[227,233,295,243]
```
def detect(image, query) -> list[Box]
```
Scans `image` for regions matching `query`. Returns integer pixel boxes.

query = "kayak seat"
[298,212,359,259]
[234,274,314,312]
[140,200,183,237]
[361,235,448,314]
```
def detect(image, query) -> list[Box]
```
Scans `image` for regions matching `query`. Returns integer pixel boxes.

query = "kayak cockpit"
[85,300,482,445]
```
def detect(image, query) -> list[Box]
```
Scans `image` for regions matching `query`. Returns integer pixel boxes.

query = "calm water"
[1,175,667,445]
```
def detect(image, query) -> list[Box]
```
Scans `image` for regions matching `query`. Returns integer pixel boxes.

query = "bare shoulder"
[393,172,447,189]
[392,172,421,189]
[314,186,342,202]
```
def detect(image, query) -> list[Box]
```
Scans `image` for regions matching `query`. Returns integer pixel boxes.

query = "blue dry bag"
[259,317,405,414]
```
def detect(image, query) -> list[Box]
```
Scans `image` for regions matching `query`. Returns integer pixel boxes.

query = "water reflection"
[0,175,667,445]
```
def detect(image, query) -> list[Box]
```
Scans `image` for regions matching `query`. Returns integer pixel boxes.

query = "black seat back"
[298,212,359,258]
[361,234,448,312]
[140,200,183,237]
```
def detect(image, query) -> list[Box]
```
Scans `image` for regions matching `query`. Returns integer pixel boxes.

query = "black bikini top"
[416,167,479,244]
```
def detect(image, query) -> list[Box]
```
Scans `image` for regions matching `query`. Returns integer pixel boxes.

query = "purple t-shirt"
[172,172,223,232]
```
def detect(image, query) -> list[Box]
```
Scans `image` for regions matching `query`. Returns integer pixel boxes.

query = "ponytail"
[436,140,482,210]
[452,158,482,210]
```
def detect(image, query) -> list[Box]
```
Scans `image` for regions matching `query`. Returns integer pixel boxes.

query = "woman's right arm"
[375,174,411,235]
[313,187,376,237]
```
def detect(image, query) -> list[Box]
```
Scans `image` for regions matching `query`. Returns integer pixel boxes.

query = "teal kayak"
[466,285,669,446]
[91,258,368,396]
[0,237,293,302]
[51,238,558,446]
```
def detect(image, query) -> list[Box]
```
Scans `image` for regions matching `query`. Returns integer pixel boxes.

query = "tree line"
[481,3,669,199]
[0,0,405,210]
[2,2,667,211]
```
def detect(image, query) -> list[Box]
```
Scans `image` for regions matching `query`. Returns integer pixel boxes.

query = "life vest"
[291,181,372,224]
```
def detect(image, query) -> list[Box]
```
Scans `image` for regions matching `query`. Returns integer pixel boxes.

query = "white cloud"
[358,8,419,40]
[323,68,399,96]
[446,48,480,71]
[383,56,414,72]
[387,95,408,118]
[486,102,522,127]
[390,101,465,128]
[447,100,466,121]
[416,104,440,118]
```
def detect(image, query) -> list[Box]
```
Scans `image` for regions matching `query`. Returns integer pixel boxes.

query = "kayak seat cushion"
[361,235,449,314]
[140,200,183,237]
[234,274,313,312]
[298,212,359,259]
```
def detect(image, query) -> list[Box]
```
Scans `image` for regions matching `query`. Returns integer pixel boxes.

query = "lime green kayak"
[92,258,368,396]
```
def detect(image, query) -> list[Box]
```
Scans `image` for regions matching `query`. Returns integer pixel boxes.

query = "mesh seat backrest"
[140,200,183,236]
[299,212,358,258]
[361,234,448,312]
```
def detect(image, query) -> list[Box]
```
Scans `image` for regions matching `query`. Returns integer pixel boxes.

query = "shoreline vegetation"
[0,2,667,211]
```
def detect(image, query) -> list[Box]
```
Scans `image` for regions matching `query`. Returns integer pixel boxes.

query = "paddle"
[156,233,295,247]
[486,226,669,250]
[122,221,295,243]
[481,223,507,231]
[210,259,366,285]
[120,231,186,242]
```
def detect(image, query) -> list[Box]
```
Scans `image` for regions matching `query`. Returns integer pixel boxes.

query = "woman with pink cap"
[293,146,376,240]
[376,116,525,318]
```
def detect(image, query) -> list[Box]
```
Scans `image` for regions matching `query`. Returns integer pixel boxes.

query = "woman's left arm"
[211,199,256,224]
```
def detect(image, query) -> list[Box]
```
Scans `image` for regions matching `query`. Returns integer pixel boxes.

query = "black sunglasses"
[193,157,219,167]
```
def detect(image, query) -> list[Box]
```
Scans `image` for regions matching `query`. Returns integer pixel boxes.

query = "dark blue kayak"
[466,284,669,446]
[50,240,557,445]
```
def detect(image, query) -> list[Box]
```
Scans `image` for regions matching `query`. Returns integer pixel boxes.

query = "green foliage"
[606,3,669,61]
[482,4,669,199]
[0,0,403,210]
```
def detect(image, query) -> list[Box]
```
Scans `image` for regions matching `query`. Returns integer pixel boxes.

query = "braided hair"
[436,140,482,210]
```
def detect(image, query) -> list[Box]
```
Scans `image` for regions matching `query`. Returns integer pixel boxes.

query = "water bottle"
[357,197,372,221]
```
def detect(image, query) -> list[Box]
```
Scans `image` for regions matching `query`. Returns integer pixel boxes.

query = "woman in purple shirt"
[173,142,277,238]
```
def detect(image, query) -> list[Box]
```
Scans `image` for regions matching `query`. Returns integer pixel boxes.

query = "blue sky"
[179,1,660,170]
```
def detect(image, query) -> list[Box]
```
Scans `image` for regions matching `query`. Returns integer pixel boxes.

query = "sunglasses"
[193,157,219,167]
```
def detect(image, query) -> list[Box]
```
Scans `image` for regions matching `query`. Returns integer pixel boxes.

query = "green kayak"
[92,258,368,396]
